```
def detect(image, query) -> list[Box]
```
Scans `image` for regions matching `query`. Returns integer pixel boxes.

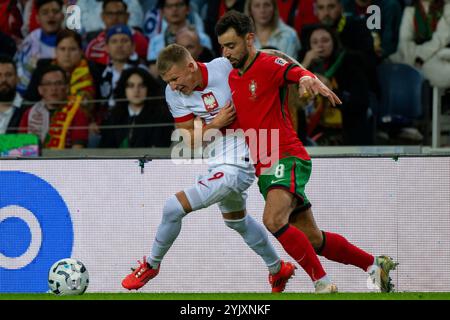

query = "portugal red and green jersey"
[229,52,313,176]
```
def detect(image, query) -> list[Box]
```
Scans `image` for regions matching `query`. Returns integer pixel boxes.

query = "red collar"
[194,62,208,91]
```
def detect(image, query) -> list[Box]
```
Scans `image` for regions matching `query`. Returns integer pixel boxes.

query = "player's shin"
[317,231,374,271]
[273,224,327,281]
[149,195,187,268]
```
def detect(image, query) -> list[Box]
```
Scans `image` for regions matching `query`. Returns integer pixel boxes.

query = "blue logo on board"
[0,171,73,293]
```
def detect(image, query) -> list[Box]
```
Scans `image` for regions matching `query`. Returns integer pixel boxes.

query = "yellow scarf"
[67,58,95,119]
[45,95,82,149]
[69,58,95,98]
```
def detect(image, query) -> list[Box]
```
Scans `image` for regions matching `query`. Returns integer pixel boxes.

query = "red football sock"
[320,231,374,271]
[274,224,326,281]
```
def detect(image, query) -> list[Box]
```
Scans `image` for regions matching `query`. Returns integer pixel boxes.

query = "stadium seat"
[376,62,430,144]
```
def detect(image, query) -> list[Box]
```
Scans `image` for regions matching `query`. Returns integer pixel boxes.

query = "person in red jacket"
[277,0,319,36]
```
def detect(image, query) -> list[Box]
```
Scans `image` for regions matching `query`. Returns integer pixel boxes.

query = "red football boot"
[122,256,159,290]
[269,260,297,293]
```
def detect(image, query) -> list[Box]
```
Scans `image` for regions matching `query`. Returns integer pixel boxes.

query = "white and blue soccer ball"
[48,258,89,295]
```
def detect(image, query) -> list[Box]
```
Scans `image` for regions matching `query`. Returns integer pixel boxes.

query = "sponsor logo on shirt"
[275,57,288,66]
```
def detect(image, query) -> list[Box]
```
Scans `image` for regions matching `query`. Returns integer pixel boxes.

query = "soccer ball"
[48,258,89,295]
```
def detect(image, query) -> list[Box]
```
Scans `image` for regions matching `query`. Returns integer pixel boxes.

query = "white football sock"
[314,275,331,285]
[224,214,281,274]
[149,195,186,268]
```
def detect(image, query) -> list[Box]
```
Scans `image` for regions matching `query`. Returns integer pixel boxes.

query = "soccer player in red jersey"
[216,10,398,293]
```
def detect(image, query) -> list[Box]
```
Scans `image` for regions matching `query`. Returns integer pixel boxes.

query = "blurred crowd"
[0,0,449,150]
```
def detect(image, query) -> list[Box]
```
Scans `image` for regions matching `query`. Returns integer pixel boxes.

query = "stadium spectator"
[204,0,246,56]
[24,29,98,120]
[175,25,216,62]
[276,0,318,37]
[20,0,73,36]
[245,0,301,59]
[341,0,403,60]
[301,25,372,145]
[85,0,149,65]
[390,0,450,89]
[19,64,89,148]
[142,0,206,40]
[99,67,173,148]
[146,0,212,78]
[307,0,376,61]
[21,0,74,36]
[99,24,148,112]
[14,0,65,94]
[76,0,144,34]
[0,55,24,134]
[303,0,378,94]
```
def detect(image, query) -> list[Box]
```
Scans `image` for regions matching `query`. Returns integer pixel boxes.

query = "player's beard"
[0,85,16,103]
[233,51,249,69]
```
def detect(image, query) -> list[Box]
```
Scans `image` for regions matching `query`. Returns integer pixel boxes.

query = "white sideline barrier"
[0,158,449,293]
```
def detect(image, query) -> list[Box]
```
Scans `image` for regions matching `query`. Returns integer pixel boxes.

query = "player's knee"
[263,214,287,233]
[162,195,186,223]
[224,217,247,234]
[290,222,323,249]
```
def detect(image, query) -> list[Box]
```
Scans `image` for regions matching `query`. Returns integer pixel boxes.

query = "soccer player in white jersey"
[121,44,296,292]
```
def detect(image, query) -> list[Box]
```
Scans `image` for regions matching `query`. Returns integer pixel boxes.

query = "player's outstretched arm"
[260,48,343,107]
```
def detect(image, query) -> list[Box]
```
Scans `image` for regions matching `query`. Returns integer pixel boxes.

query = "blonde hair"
[244,0,280,31]
[156,44,192,76]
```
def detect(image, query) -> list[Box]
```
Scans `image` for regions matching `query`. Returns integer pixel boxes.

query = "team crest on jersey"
[249,80,257,100]
[202,92,219,112]
[275,57,288,66]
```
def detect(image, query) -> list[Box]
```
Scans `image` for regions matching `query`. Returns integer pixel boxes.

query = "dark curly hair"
[215,10,255,37]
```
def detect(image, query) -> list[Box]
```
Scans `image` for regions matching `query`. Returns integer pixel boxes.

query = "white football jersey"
[166,57,232,123]
[166,58,250,168]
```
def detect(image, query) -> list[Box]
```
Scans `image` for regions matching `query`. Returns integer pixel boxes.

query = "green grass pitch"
[1,292,450,300]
